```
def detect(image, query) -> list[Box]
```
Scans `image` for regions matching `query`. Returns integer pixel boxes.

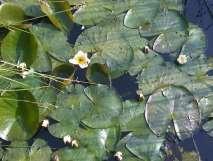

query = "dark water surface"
[31,0,213,160]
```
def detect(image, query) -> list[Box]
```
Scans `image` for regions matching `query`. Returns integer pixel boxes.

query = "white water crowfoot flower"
[136,89,145,100]
[177,54,188,64]
[18,62,27,71]
[63,135,72,144]
[69,50,90,69]
[114,151,123,161]
[41,119,49,128]
[63,135,79,147]
[21,68,34,79]
[71,139,79,148]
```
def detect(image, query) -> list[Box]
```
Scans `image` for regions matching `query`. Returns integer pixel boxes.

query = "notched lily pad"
[145,86,200,140]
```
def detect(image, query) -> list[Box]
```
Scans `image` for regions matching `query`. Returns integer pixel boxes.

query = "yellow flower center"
[77,56,87,64]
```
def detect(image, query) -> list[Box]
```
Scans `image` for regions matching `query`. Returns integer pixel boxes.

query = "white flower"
[81,25,85,30]
[114,151,123,161]
[63,135,72,144]
[21,68,34,79]
[71,139,79,148]
[136,90,145,99]
[18,62,27,71]
[41,119,49,128]
[69,50,90,69]
[177,54,187,64]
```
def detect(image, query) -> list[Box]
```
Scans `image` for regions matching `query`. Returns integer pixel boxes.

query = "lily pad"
[124,0,160,29]
[3,141,29,161]
[30,23,73,62]
[29,139,52,161]
[39,0,73,33]
[4,0,43,17]
[82,84,122,128]
[1,30,38,67]
[48,84,92,138]
[126,135,164,161]
[86,63,110,84]
[53,148,96,161]
[0,3,25,26]
[145,86,200,140]
[139,10,187,54]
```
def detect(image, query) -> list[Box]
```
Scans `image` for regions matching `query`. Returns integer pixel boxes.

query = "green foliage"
[0,0,212,160]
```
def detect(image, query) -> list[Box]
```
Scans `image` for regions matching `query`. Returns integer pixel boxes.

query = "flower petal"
[69,58,78,65]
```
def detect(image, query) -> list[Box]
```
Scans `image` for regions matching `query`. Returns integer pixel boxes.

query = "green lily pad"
[73,0,112,26]
[139,10,187,54]
[1,30,38,67]
[74,128,119,160]
[53,148,96,161]
[145,86,200,140]
[0,3,25,27]
[124,0,160,29]
[128,49,164,76]
[29,139,52,161]
[30,23,73,62]
[48,84,92,138]
[126,135,164,161]
[86,63,110,84]
[82,84,122,128]
[137,62,188,95]
[119,100,147,135]
[0,90,39,141]
[178,25,208,76]
[3,141,29,161]
[39,0,73,33]
[75,15,149,78]
[4,0,43,17]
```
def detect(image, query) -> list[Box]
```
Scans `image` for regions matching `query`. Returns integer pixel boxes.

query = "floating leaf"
[4,0,43,17]
[0,3,25,26]
[178,25,208,75]
[126,135,164,161]
[86,63,110,84]
[29,139,52,161]
[145,86,200,140]
[0,90,39,141]
[82,84,122,128]
[128,49,164,76]
[139,10,187,54]
[119,100,146,135]
[124,0,160,29]
[74,15,148,78]
[73,0,112,26]
[39,0,73,33]
[53,148,95,161]
[30,23,73,62]
[48,85,92,138]
[74,128,119,160]
[1,30,38,66]
[3,141,29,161]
